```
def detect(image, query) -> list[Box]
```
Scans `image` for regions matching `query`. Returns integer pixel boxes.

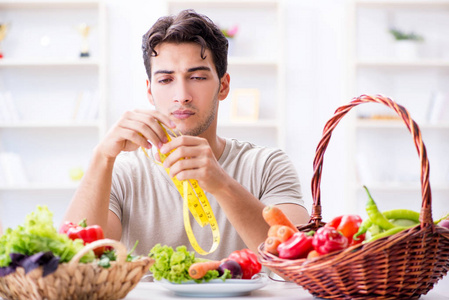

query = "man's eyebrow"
[187,66,211,73]
[153,66,211,76]
[153,69,174,75]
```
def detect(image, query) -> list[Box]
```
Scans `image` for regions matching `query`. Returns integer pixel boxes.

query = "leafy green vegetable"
[97,240,141,268]
[0,206,95,268]
[149,244,230,283]
[149,244,195,283]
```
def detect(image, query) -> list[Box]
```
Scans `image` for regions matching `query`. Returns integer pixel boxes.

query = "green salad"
[149,244,230,283]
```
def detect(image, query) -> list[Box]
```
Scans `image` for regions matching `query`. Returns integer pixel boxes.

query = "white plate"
[155,273,268,297]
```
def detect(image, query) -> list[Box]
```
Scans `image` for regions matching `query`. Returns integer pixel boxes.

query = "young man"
[63,10,309,259]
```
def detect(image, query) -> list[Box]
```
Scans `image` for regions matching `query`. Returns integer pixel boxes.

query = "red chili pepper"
[59,219,105,257]
[228,249,261,279]
[312,227,348,255]
[325,214,365,245]
[277,231,315,259]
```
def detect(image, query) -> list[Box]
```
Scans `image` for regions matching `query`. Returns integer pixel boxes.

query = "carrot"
[265,236,282,256]
[267,225,283,237]
[277,225,296,242]
[262,205,298,232]
[307,250,320,260]
[188,260,222,279]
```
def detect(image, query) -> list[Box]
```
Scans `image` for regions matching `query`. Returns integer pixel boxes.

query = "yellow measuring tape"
[141,124,220,255]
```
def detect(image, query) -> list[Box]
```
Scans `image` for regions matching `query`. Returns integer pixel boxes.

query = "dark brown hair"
[142,9,228,81]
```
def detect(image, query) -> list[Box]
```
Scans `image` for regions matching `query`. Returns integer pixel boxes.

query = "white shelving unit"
[0,0,107,228]
[346,0,449,217]
[166,0,286,149]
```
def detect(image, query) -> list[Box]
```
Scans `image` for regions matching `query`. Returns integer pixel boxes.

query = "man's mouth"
[172,110,195,120]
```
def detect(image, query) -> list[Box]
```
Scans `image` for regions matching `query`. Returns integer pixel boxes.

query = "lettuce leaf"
[0,205,95,268]
[148,244,230,284]
[149,244,194,283]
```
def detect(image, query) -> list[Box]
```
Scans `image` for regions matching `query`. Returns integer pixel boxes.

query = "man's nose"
[173,81,192,104]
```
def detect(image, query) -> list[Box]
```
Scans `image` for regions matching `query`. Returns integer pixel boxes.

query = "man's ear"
[146,79,155,106]
[218,73,230,101]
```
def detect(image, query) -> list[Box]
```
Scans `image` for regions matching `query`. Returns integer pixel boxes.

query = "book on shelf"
[0,152,29,186]
[0,92,20,123]
[426,92,449,124]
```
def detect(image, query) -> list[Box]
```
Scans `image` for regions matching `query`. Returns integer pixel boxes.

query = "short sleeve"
[108,154,130,222]
[259,150,305,209]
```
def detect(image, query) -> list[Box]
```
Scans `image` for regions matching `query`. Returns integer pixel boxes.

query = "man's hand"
[97,109,175,160]
[159,136,227,194]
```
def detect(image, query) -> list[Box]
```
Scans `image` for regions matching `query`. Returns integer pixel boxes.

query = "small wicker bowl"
[0,239,154,300]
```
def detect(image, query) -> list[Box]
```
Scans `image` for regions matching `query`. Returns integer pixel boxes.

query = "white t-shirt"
[109,138,305,260]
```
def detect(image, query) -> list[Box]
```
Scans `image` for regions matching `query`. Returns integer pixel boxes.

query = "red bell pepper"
[312,227,348,255]
[277,231,315,259]
[325,214,365,245]
[228,249,261,279]
[59,219,105,257]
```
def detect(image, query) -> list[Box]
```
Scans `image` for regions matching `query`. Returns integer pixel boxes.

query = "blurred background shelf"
[0,183,79,191]
[0,0,106,228]
[0,121,101,128]
[346,0,449,217]
[356,59,449,67]
[0,58,101,67]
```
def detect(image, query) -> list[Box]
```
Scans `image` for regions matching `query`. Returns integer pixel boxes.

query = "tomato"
[228,249,261,279]
[325,214,365,245]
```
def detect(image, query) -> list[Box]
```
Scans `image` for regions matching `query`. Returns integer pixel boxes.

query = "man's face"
[147,42,230,137]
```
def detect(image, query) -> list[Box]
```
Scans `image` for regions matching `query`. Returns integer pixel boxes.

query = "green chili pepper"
[382,209,420,223]
[354,187,447,242]
[353,218,372,240]
[363,186,396,230]
[366,226,406,242]
[435,213,449,224]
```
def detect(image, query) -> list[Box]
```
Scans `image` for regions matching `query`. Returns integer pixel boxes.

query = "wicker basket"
[258,94,449,299]
[0,239,154,300]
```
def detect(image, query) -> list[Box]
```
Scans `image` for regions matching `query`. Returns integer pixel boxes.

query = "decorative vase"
[393,40,419,60]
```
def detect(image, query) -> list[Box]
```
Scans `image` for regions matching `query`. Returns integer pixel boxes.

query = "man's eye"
[192,77,206,81]
[158,78,172,84]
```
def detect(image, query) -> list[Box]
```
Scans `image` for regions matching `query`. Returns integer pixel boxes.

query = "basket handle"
[310,94,433,229]
[68,239,127,268]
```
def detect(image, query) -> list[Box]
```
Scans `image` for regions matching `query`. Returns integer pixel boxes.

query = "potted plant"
[389,27,424,60]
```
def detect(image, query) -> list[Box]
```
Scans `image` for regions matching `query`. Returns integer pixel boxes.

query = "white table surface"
[124,279,449,300]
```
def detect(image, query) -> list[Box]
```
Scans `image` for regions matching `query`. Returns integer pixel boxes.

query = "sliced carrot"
[267,224,283,237]
[276,225,296,242]
[262,205,298,232]
[265,236,282,256]
[188,260,221,279]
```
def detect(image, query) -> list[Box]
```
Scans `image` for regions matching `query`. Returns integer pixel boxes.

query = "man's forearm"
[212,176,271,254]
[214,176,309,254]
[62,147,116,235]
